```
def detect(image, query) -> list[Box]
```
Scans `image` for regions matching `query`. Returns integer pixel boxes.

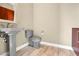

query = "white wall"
[33,3,79,47]
[60,4,79,46]
[33,4,60,44]
[15,3,33,47]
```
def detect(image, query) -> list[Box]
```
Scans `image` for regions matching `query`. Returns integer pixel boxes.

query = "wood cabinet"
[0,6,14,21]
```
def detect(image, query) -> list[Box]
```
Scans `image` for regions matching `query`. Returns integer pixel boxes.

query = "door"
[72,28,79,56]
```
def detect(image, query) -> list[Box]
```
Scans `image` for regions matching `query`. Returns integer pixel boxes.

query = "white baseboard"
[41,41,73,51]
[16,43,28,51]
[0,41,73,56]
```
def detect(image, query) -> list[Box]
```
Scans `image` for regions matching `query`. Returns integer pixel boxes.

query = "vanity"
[0,28,23,56]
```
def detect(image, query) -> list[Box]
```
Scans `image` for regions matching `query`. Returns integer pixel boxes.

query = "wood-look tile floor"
[16,45,76,56]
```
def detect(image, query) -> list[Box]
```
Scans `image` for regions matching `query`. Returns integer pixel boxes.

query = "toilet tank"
[25,30,33,38]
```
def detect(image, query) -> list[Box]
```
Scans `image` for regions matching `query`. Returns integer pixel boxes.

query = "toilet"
[25,30,33,46]
[25,30,41,48]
